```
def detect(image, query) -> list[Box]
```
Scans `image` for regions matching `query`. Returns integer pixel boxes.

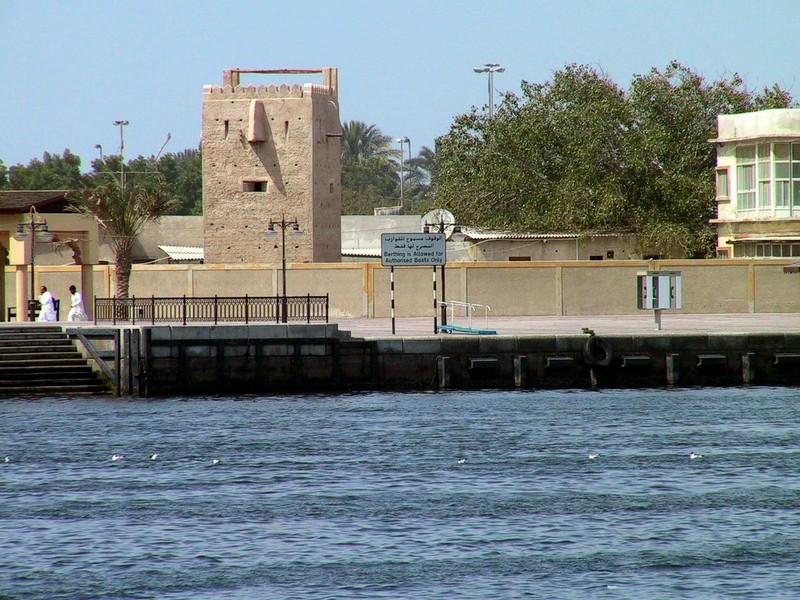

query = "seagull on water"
[150,453,160,460]
[457,458,467,464]
[211,458,220,466]
[588,453,600,460]
[689,452,703,460]
[4,456,11,463]
[111,454,125,462]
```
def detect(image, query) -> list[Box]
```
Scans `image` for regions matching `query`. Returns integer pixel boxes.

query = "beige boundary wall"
[4,259,800,320]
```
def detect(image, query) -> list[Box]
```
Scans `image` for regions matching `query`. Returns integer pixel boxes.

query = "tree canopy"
[340,120,437,214]
[6,150,83,190]
[433,61,794,257]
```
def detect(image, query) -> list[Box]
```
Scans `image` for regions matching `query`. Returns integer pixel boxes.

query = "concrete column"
[666,353,679,387]
[15,266,29,321]
[437,356,451,389]
[80,264,93,320]
[513,355,528,388]
[742,352,756,384]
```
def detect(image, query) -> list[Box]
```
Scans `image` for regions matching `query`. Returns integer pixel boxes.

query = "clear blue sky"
[1,0,798,171]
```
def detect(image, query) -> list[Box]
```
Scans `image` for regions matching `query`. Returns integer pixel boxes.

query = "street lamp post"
[113,120,129,191]
[423,218,462,327]
[396,137,410,209]
[265,214,303,323]
[94,144,103,161]
[472,63,505,119]
[13,207,55,319]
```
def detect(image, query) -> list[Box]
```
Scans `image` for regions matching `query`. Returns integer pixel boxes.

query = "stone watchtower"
[201,68,342,264]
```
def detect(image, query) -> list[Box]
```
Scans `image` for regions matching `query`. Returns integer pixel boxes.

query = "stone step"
[0,348,85,366]
[0,333,70,343]
[0,358,91,369]
[0,326,113,396]
[0,375,105,387]
[0,384,109,395]
[0,342,78,356]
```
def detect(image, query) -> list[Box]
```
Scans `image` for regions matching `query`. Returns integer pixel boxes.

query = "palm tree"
[341,121,393,163]
[69,177,178,298]
[405,145,437,208]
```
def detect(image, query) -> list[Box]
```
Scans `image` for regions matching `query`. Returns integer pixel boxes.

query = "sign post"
[381,233,446,334]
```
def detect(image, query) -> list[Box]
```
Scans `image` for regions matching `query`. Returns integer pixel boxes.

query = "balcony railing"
[94,295,329,325]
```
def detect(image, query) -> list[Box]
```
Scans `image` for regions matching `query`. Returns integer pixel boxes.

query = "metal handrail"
[93,294,329,325]
[439,300,492,331]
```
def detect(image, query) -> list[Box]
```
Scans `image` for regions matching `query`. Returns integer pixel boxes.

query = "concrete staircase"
[0,326,110,396]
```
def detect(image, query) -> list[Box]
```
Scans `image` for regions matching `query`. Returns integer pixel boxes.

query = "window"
[242,180,267,192]
[757,144,772,208]
[715,168,729,200]
[734,142,800,213]
[736,242,800,258]
[736,146,756,210]
[775,143,790,207]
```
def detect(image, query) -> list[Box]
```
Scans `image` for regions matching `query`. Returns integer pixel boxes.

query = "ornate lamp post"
[265,214,303,323]
[472,63,505,119]
[13,207,55,319]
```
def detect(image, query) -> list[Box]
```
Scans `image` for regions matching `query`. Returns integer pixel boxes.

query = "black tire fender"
[583,335,613,367]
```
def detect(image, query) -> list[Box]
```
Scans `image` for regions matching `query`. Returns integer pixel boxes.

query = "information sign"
[381,233,446,266]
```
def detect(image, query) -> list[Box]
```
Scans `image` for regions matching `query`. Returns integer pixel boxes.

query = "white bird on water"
[588,453,600,460]
[457,458,467,464]
[150,453,160,460]
[689,452,703,460]
[4,456,11,463]
[111,454,124,462]
[211,458,221,466]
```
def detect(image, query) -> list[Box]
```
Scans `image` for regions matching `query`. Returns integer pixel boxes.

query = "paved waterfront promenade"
[2,313,799,337]
[335,313,800,338]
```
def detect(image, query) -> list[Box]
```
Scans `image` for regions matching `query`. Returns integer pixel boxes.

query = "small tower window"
[242,180,267,192]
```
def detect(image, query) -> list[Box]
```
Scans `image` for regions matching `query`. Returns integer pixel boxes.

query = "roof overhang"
[157,245,204,262]
[0,190,70,214]
[730,235,800,243]
[709,135,800,144]
[783,261,800,273]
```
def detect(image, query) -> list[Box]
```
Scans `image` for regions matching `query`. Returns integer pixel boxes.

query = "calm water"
[2,388,800,599]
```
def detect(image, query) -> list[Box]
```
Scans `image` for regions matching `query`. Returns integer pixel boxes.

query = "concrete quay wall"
[130,325,800,396]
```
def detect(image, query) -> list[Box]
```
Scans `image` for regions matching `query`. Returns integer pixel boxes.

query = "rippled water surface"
[2,388,800,599]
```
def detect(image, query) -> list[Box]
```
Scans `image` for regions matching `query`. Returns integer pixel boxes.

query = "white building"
[711,108,800,258]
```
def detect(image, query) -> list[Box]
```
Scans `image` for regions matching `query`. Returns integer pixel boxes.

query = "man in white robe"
[67,285,88,322]
[37,286,57,322]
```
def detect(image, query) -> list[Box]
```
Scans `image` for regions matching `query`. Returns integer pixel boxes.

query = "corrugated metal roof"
[462,230,630,241]
[158,245,204,262]
[341,248,381,257]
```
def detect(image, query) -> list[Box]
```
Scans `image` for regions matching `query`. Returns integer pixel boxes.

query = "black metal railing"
[93,295,329,325]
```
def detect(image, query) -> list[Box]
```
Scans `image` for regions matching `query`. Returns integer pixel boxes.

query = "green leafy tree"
[340,121,398,214]
[404,145,437,212]
[89,148,202,215]
[0,159,8,189]
[8,149,83,190]
[341,157,398,215]
[623,61,792,257]
[69,175,178,298]
[434,61,794,257]
[436,64,630,231]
